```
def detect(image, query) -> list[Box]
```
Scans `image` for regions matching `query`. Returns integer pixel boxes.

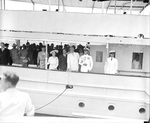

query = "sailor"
[47,50,59,70]
[67,45,79,72]
[104,50,118,74]
[0,72,35,117]
[79,47,93,72]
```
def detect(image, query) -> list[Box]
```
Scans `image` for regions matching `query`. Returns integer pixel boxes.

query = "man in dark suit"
[58,48,67,71]
[0,42,11,65]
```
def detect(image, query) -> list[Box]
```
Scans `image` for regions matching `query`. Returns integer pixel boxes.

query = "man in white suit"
[104,51,118,74]
[67,46,79,72]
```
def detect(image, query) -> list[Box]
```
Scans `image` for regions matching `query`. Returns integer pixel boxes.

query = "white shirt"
[67,52,79,71]
[132,60,141,69]
[79,54,93,72]
[48,56,58,70]
[0,88,35,117]
[104,57,118,74]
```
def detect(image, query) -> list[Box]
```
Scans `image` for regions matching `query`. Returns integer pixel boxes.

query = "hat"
[50,50,58,54]
[109,50,115,53]
[12,43,16,47]
[84,47,90,51]
[5,43,9,46]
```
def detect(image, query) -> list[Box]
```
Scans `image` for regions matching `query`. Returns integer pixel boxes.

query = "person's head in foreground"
[0,72,19,91]
[0,72,35,117]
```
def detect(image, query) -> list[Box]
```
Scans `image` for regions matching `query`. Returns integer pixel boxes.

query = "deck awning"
[8,0,150,12]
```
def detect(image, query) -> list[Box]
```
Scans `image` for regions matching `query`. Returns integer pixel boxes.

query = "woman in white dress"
[47,50,59,70]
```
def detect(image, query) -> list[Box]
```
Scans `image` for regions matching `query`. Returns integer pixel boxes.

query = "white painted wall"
[0,10,149,37]
[90,44,150,74]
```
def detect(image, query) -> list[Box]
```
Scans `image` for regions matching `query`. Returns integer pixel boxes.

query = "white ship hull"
[0,65,149,120]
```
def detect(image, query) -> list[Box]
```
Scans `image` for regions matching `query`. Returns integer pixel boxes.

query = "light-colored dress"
[48,56,58,70]
[37,51,46,69]
[79,54,93,72]
[67,52,79,71]
[104,57,118,74]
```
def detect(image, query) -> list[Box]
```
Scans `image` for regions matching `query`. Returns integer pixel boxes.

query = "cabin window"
[131,53,143,69]
[96,51,103,62]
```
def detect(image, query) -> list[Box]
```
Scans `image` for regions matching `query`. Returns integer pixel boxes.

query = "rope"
[35,88,67,111]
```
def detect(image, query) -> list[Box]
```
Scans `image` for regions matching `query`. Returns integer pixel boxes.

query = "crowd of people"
[0,41,120,74]
[0,41,95,73]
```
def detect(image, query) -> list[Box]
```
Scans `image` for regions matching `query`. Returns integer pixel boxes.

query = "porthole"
[108,105,115,111]
[79,102,85,108]
[139,108,146,114]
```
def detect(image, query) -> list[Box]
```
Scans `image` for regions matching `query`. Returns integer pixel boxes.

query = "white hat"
[50,50,58,54]
[109,50,115,53]
[84,47,90,51]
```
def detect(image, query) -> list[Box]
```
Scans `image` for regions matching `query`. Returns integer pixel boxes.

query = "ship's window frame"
[131,52,143,70]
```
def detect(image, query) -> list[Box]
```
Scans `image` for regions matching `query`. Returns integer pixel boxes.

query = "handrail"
[118,70,150,75]
[0,65,150,78]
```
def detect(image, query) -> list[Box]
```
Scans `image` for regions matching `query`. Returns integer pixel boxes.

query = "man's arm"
[25,94,35,116]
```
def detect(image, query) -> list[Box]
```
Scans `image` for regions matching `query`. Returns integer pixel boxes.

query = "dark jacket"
[0,48,11,65]
[58,54,67,71]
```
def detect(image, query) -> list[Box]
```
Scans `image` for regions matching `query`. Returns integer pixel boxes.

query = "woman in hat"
[47,50,59,70]
[104,50,118,74]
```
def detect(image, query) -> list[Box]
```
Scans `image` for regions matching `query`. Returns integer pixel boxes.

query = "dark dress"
[0,48,11,65]
[58,54,67,71]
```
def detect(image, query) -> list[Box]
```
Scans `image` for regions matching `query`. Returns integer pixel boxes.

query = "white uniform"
[48,56,58,70]
[0,88,34,117]
[67,52,79,71]
[79,54,93,72]
[105,57,118,74]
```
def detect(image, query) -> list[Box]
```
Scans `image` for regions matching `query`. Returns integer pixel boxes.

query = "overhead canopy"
[9,0,149,12]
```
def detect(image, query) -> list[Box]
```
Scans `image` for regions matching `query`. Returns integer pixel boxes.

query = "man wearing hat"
[10,43,20,64]
[104,50,118,74]
[79,47,93,72]
[0,72,34,117]
[67,45,79,72]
